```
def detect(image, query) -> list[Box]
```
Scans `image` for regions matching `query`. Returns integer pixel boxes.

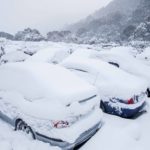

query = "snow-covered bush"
[132,21,150,41]
[15,28,45,41]
[47,31,78,43]
[0,32,14,40]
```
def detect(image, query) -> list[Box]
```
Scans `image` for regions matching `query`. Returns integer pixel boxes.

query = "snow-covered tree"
[15,28,45,41]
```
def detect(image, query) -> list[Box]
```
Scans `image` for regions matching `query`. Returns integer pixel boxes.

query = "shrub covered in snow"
[0,32,14,40]
[0,50,30,64]
[131,21,150,41]
[47,30,78,43]
[15,28,45,41]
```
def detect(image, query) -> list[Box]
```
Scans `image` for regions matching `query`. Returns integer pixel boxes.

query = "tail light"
[52,120,69,129]
[127,98,134,104]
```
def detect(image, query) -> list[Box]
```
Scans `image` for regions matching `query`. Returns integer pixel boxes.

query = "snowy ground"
[0,40,150,150]
[0,119,60,150]
[81,100,150,150]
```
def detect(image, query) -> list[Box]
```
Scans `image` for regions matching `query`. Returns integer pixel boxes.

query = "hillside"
[67,0,150,43]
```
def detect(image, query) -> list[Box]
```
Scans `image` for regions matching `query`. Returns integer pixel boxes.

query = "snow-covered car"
[61,55,148,118]
[26,47,71,64]
[92,47,150,97]
[0,50,30,64]
[0,62,102,149]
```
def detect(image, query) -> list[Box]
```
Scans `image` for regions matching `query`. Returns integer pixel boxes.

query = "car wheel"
[100,101,106,112]
[15,119,36,139]
[147,88,150,98]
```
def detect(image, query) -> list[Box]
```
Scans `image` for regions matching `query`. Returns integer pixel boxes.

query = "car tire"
[147,88,150,98]
[100,101,106,112]
[15,119,36,139]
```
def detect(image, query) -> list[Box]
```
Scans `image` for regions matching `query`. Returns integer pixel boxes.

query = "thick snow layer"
[0,51,29,64]
[0,62,100,118]
[0,62,97,105]
[64,48,93,59]
[93,46,150,85]
[81,98,150,150]
[0,90,102,143]
[40,107,102,143]
[62,56,148,99]
[0,41,150,150]
[26,47,70,64]
[0,40,97,64]
[0,119,60,150]
[0,100,150,150]
[0,62,102,143]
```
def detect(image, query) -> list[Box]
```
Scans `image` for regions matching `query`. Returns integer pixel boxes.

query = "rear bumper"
[101,100,146,118]
[35,122,101,150]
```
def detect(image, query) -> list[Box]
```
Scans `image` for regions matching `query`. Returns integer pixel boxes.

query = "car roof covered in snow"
[25,47,69,63]
[92,46,150,82]
[0,62,97,105]
[0,51,29,64]
[62,54,148,99]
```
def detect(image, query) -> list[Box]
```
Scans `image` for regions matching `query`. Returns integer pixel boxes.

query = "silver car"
[0,62,102,149]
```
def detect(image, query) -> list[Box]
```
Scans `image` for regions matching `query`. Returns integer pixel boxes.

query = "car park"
[61,51,148,118]
[92,47,150,97]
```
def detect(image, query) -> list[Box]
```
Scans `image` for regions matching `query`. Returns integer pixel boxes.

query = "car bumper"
[35,122,102,150]
[101,100,146,118]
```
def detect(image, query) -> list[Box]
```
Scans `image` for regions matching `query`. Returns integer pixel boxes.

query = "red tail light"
[127,98,134,104]
[52,120,69,128]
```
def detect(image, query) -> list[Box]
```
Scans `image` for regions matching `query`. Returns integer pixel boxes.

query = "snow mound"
[0,62,96,105]
[93,46,150,84]
[0,51,29,64]
[62,55,148,99]
[0,120,60,150]
[26,47,69,64]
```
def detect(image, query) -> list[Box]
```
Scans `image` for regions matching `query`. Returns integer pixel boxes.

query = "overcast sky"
[0,0,112,34]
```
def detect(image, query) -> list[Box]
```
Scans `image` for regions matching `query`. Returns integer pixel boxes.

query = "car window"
[69,68,88,73]
[108,62,120,68]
